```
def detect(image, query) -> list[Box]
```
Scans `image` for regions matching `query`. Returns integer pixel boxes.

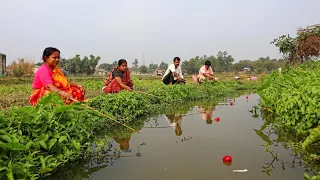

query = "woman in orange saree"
[30,47,86,106]
[103,59,133,94]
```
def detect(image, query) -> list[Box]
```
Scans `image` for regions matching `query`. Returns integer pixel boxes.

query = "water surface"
[84,94,305,180]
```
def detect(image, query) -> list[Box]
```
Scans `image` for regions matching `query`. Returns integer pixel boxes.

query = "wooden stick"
[70,98,140,134]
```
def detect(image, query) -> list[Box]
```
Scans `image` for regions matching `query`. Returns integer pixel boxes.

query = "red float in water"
[215,117,220,122]
[222,155,232,162]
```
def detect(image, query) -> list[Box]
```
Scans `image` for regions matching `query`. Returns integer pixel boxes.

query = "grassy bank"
[257,62,320,179]
[0,74,263,108]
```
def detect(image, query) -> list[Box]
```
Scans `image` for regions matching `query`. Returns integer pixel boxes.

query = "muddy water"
[83,94,305,180]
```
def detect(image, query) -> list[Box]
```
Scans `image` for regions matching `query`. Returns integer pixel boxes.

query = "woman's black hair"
[173,57,180,62]
[118,59,127,66]
[205,60,211,66]
[42,47,60,62]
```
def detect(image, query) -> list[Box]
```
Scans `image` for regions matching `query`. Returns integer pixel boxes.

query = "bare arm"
[68,81,79,87]
[68,80,86,94]
[115,77,132,91]
[45,84,73,100]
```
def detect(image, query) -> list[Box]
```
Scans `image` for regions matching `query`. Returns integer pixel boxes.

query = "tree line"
[6,52,285,77]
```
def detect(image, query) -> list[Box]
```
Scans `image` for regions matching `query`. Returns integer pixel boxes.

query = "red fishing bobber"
[215,117,220,122]
[222,155,232,163]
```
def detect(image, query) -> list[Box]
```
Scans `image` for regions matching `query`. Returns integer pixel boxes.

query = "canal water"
[49,94,307,180]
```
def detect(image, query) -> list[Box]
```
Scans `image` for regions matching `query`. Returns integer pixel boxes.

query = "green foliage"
[159,62,168,70]
[258,61,320,135]
[132,59,139,69]
[98,61,117,72]
[258,61,320,178]
[232,57,285,73]
[271,34,297,59]
[181,52,234,74]
[139,65,148,74]
[271,24,320,63]
[0,94,110,179]
[58,55,101,75]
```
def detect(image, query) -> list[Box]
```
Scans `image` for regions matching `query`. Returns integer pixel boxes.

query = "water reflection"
[164,101,219,136]
[197,105,215,124]
[113,135,131,151]
[165,114,183,136]
[252,107,320,177]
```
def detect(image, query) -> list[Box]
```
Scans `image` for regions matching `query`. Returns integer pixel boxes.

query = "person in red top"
[102,59,133,94]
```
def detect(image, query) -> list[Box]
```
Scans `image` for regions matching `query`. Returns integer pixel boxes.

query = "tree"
[159,62,168,70]
[232,57,285,73]
[132,59,139,69]
[216,51,234,72]
[89,55,101,75]
[7,59,34,77]
[148,63,158,70]
[99,61,117,72]
[58,54,100,75]
[35,62,43,66]
[139,65,148,74]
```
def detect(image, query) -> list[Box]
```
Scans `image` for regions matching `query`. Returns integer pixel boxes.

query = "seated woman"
[30,47,86,106]
[103,59,133,94]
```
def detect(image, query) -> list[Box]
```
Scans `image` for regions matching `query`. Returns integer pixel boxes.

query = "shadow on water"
[47,93,319,180]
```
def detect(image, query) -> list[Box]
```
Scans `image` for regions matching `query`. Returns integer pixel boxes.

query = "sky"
[1,0,319,66]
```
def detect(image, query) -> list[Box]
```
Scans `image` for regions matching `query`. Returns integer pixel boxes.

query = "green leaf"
[0,167,8,172]
[0,142,27,150]
[39,167,53,174]
[311,86,319,94]
[254,129,273,145]
[54,104,81,113]
[0,130,9,135]
[58,136,67,143]
[38,141,48,150]
[48,139,57,150]
[39,134,49,142]
[17,106,38,117]
[71,140,81,150]
[0,135,12,143]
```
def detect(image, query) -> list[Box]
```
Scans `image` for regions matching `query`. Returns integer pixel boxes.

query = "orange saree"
[29,67,84,106]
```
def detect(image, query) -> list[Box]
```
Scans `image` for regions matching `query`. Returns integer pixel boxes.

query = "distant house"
[94,67,107,76]
[0,53,6,76]
[241,65,252,73]
[154,68,165,76]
